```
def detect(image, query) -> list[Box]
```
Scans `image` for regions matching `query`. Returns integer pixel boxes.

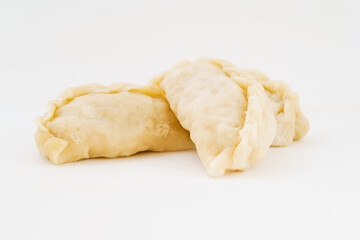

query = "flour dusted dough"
[35,83,194,164]
[152,59,277,177]
[213,59,310,146]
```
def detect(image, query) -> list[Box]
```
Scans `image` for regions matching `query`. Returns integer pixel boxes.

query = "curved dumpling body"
[152,59,277,177]
[35,83,194,164]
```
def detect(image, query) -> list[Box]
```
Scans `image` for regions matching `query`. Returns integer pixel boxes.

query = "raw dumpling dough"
[35,83,194,164]
[213,59,310,146]
[151,59,277,177]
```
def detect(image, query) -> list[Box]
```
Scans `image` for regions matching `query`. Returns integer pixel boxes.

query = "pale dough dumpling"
[35,83,194,164]
[151,59,277,177]
[213,59,310,146]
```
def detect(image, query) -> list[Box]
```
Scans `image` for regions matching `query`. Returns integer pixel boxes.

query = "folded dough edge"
[207,58,309,146]
[203,59,277,176]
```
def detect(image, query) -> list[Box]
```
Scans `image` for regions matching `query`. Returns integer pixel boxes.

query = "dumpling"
[35,83,194,164]
[211,59,310,146]
[151,59,277,177]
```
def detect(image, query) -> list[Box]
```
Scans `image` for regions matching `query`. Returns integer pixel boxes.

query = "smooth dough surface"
[151,59,277,177]
[35,83,194,164]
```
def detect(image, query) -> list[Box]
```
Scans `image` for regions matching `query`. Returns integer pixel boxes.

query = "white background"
[1,0,359,239]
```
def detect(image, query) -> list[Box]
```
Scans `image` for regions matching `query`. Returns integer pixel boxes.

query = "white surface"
[0,0,359,239]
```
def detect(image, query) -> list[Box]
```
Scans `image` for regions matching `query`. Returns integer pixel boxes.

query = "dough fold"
[35,83,194,164]
[151,58,277,177]
[207,59,310,146]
